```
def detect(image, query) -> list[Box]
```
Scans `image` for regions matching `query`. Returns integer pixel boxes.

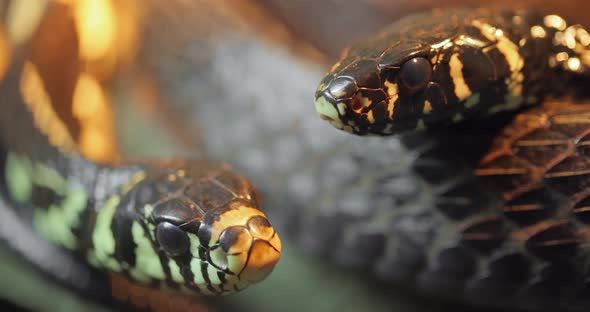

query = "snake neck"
[0,51,145,254]
[1,146,142,250]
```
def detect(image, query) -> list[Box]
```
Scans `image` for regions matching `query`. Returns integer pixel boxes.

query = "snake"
[314,9,590,136]
[139,6,590,311]
[0,2,281,309]
[4,3,590,312]
[309,7,590,311]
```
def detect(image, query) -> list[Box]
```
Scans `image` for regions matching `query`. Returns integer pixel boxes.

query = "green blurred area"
[0,244,109,312]
[0,240,468,312]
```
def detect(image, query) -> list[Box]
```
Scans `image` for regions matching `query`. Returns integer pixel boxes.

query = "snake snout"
[200,202,281,291]
[214,215,281,282]
[240,215,282,282]
[314,76,358,132]
[315,65,390,135]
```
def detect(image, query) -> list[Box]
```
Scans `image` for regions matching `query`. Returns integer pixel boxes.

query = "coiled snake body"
[129,5,590,311]
[4,4,590,312]
[0,8,281,309]
[311,8,590,311]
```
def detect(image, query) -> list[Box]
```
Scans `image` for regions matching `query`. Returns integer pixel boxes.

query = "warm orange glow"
[20,62,76,152]
[12,0,143,164]
[72,73,118,163]
[0,26,12,81]
[74,0,116,61]
[79,124,110,162]
[73,73,104,119]
[111,1,142,66]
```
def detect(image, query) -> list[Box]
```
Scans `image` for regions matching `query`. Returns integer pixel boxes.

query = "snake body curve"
[3,3,590,312]
[0,4,281,309]
[133,6,590,311]
[311,8,590,311]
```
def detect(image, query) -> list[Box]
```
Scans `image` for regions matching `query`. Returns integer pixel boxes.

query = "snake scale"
[312,7,590,311]
[135,4,590,312]
[0,1,281,309]
[3,2,590,312]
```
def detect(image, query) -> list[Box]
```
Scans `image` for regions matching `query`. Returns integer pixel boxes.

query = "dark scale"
[30,185,65,209]
[459,215,507,254]
[511,128,572,167]
[524,222,581,262]
[435,179,493,220]
[312,6,590,307]
[464,253,531,307]
[111,211,140,267]
[416,245,477,299]
[573,195,590,223]
[502,187,562,226]
[200,261,217,294]
[545,155,590,196]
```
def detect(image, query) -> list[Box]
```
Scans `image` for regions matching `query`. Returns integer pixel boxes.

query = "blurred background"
[1,1,589,311]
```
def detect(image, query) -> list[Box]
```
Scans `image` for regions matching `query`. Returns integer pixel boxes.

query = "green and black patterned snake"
[6,4,590,312]
[125,4,590,311]
[0,26,281,310]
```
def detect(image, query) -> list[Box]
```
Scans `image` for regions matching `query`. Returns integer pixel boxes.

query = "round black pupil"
[400,57,431,91]
[156,222,189,256]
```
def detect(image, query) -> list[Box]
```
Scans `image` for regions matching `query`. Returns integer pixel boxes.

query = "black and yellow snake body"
[315,9,590,135]
[311,8,590,311]
[5,3,590,312]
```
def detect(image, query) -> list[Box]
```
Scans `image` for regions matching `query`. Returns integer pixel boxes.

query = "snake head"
[196,200,282,291]
[315,9,521,135]
[125,161,281,295]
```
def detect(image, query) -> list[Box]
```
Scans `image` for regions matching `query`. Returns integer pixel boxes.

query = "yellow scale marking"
[448,53,472,101]
[20,62,77,153]
[367,110,375,123]
[472,20,525,113]
[384,80,398,119]
[314,95,344,129]
[423,100,433,114]
[360,96,372,108]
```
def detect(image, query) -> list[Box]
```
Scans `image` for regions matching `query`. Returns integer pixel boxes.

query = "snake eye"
[156,221,190,256]
[399,57,432,93]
